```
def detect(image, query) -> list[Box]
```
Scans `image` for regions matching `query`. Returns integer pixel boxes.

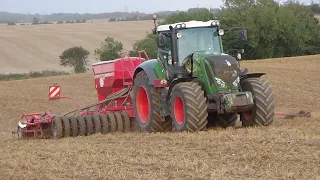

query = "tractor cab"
[155,20,247,64]
[156,20,224,64]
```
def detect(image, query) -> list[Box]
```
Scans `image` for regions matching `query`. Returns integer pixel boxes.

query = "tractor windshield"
[177,27,222,61]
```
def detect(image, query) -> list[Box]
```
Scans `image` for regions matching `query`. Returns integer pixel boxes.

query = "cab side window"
[158,33,172,61]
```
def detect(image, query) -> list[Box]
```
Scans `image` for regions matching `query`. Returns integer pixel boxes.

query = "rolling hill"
[0,20,154,74]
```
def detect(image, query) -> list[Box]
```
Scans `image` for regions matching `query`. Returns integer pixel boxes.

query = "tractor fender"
[133,59,166,85]
[240,73,266,81]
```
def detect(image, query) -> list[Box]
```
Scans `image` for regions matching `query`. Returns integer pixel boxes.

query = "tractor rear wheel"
[132,71,172,132]
[169,82,208,132]
[240,77,275,126]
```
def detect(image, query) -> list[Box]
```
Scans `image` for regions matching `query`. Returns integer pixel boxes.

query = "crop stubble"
[0,54,319,179]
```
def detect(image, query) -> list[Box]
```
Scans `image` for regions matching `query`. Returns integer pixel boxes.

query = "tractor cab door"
[157,32,182,80]
[157,32,173,65]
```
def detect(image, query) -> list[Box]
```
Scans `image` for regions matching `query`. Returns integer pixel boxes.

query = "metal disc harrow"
[16,111,139,139]
[51,111,136,139]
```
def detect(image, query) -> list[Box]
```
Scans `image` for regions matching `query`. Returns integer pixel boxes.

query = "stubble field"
[0,55,319,179]
[0,20,153,74]
[0,20,320,180]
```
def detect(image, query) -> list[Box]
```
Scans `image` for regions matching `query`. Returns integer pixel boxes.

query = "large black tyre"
[208,113,237,128]
[76,116,86,136]
[61,117,71,137]
[84,116,94,135]
[106,112,117,133]
[120,111,131,132]
[92,114,101,134]
[69,116,78,137]
[99,114,109,134]
[51,117,63,138]
[240,77,275,126]
[169,82,208,132]
[132,71,172,132]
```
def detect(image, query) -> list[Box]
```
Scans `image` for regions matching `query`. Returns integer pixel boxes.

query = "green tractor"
[131,16,275,132]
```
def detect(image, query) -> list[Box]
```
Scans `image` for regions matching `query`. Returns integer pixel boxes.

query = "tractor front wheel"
[132,71,172,132]
[240,77,275,126]
[169,82,208,132]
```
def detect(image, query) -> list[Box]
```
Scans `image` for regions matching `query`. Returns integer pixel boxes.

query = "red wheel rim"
[174,97,184,125]
[136,86,149,123]
[243,110,252,120]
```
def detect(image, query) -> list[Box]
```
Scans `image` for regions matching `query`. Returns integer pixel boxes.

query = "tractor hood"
[204,54,240,86]
[181,52,240,87]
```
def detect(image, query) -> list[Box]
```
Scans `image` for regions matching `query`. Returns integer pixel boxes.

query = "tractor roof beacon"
[131,14,276,132]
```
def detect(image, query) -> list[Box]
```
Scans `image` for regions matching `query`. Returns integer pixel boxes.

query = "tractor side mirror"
[157,34,165,48]
[240,29,247,41]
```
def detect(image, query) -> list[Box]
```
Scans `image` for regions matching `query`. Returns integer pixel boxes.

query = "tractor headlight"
[211,21,220,26]
[215,77,226,88]
[184,61,192,73]
[233,77,240,87]
[175,23,186,29]
[218,29,224,36]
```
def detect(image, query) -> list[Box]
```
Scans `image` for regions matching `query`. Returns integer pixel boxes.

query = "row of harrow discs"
[16,109,313,139]
[17,111,137,139]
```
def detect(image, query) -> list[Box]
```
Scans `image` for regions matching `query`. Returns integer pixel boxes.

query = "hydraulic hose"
[63,87,131,116]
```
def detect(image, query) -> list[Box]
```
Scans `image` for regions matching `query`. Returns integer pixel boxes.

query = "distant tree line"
[120,3,320,61]
[1,2,318,24]
[310,1,320,13]
[0,9,220,24]
[220,0,320,59]
[59,2,319,74]
[7,17,87,26]
[108,9,221,22]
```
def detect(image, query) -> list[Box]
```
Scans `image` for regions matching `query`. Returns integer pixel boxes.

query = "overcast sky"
[0,0,314,14]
